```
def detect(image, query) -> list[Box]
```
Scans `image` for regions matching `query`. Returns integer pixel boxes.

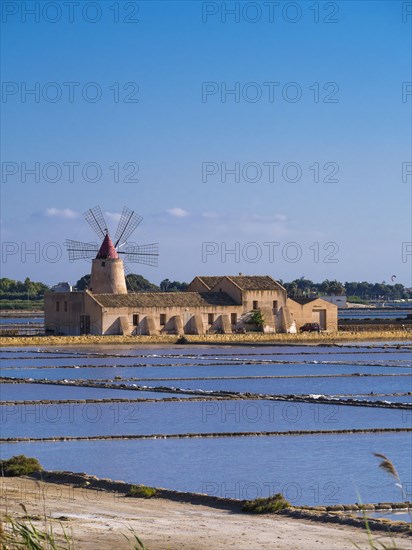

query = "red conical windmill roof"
[96,233,119,259]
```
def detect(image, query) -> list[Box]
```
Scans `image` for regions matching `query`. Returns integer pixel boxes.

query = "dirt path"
[1,478,410,550]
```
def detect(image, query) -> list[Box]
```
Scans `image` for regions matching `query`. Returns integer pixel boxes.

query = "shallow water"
[118,375,411,397]
[339,394,412,404]
[0,318,44,325]
[2,362,410,381]
[1,400,409,439]
[339,309,411,319]
[0,382,190,401]
[1,433,410,506]
[355,510,412,522]
[1,343,411,509]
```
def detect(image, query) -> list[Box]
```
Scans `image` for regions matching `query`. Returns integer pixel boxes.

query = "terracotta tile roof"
[226,275,282,291]
[91,291,238,308]
[196,275,283,291]
[197,276,224,290]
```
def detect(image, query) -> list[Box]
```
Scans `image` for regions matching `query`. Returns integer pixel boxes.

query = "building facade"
[287,297,338,332]
[45,274,337,336]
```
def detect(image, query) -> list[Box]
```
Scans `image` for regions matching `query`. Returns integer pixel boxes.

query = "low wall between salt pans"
[25,470,411,535]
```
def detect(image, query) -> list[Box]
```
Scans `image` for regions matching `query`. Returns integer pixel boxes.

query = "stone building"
[287,297,338,332]
[45,272,337,336]
[187,275,288,332]
[46,215,337,335]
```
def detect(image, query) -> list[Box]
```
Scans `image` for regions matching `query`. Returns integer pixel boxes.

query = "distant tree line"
[0,277,48,310]
[0,277,49,297]
[159,279,188,292]
[1,275,410,311]
[280,278,411,301]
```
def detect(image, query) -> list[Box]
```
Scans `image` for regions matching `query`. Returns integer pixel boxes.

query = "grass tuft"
[0,504,74,549]
[373,454,400,482]
[126,485,157,499]
[122,526,148,549]
[0,455,43,477]
[352,454,411,550]
[242,493,291,514]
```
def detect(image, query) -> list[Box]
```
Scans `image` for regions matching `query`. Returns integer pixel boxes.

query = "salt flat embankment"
[0,330,411,347]
[1,475,410,550]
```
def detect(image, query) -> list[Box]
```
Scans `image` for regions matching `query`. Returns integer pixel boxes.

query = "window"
[208,313,214,325]
[231,313,237,324]
[133,314,139,326]
[253,300,259,310]
[273,300,278,311]
[56,301,59,312]
[64,301,68,312]
[160,314,166,326]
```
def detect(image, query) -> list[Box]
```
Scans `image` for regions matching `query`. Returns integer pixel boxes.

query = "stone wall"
[100,304,244,336]
[186,277,211,292]
[44,291,103,335]
[89,258,127,294]
[287,298,338,331]
[44,292,85,335]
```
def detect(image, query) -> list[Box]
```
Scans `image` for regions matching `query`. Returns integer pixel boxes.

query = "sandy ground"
[1,478,410,550]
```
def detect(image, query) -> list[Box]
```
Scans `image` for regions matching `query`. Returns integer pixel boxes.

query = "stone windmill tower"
[65,206,158,294]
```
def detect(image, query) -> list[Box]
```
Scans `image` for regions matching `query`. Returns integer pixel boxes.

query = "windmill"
[65,206,158,294]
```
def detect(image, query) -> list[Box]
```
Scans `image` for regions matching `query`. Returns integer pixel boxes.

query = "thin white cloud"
[45,208,78,219]
[198,212,288,224]
[105,211,122,224]
[200,212,288,226]
[202,211,220,219]
[251,214,287,223]
[166,208,189,218]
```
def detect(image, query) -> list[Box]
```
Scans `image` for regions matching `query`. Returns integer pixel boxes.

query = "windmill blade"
[83,206,108,240]
[123,264,138,292]
[114,206,143,247]
[123,263,132,276]
[64,239,99,261]
[119,243,159,267]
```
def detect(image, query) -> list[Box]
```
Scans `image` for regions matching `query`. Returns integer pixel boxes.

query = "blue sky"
[1,0,411,286]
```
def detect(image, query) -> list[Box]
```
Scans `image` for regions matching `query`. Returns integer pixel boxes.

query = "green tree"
[75,274,91,290]
[126,274,159,292]
[0,278,48,298]
[249,311,265,331]
[327,280,345,295]
[0,278,14,292]
[160,278,171,291]
[160,279,188,292]
[284,281,298,297]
